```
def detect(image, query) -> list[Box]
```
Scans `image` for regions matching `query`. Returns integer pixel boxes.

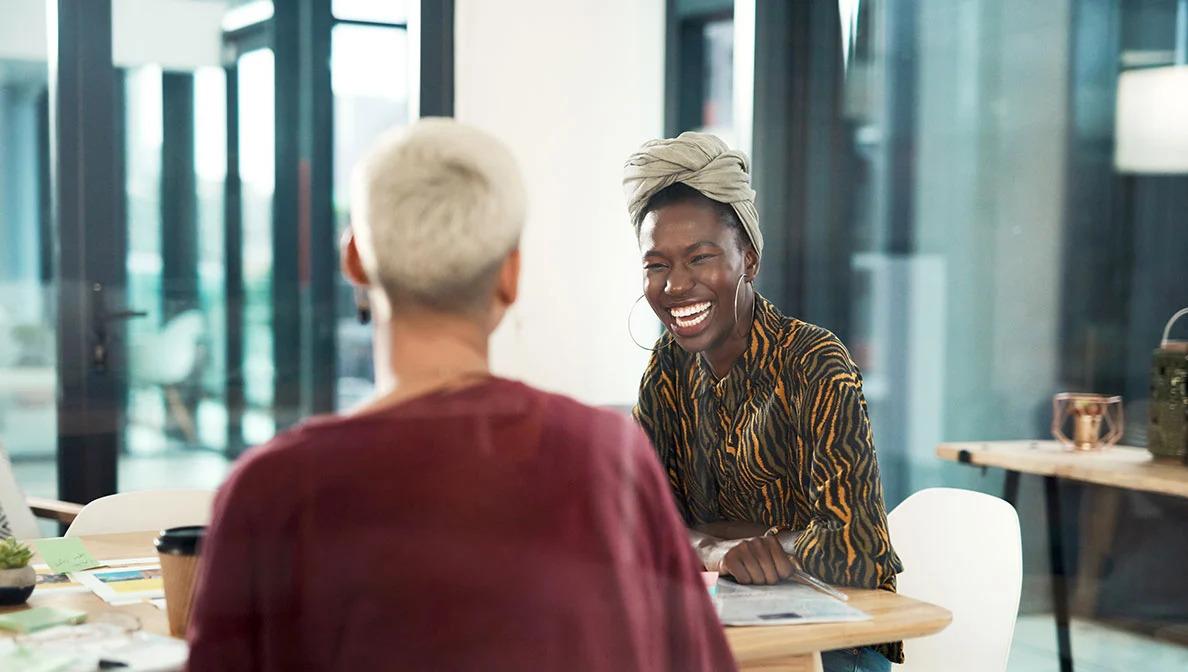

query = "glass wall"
[0,55,55,495]
[836,3,1188,668]
[116,5,236,489]
[237,47,277,445]
[668,0,1188,669]
[330,11,410,409]
[1,0,417,503]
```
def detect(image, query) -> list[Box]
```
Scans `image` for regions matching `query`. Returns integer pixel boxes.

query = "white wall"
[455,0,665,406]
[0,0,45,62]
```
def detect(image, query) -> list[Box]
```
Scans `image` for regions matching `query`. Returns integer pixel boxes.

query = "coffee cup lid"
[155,525,205,555]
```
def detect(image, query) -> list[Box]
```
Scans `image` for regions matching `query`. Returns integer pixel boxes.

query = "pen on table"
[789,568,849,602]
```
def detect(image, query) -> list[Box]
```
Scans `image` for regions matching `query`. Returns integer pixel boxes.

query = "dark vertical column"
[1044,476,1076,672]
[675,18,707,134]
[751,0,800,316]
[420,0,455,117]
[112,69,131,447]
[663,0,680,136]
[50,0,124,503]
[299,0,336,414]
[272,2,304,431]
[800,0,851,338]
[754,0,853,328]
[223,65,246,455]
[160,72,199,321]
[36,89,53,286]
[663,1,733,137]
[884,0,918,256]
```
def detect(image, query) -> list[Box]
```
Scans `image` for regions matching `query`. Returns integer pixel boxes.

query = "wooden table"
[937,440,1188,672]
[726,589,950,670]
[5,532,951,671]
[0,532,169,637]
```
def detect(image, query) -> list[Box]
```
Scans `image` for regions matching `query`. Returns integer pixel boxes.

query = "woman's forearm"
[687,521,768,571]
[687,529,728,571]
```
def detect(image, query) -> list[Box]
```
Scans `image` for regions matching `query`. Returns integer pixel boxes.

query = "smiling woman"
[637,182,757,376]
[623,132,903,672]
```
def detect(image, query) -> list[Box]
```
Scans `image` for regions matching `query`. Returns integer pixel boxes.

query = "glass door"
[233,46,277,447]
[0,48,56,504]
[3,0,427,507]
[116,5,236,490]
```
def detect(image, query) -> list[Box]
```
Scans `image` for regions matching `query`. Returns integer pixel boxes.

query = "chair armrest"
[27,496,85,525]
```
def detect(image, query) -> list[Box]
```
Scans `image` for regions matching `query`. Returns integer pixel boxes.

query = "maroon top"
[186,378,736,672]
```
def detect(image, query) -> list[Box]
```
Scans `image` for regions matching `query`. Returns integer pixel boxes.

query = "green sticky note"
[0,606,87,633]
[32,538,102,574]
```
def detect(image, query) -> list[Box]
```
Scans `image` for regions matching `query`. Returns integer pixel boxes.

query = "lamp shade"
[1114,65,1188,174]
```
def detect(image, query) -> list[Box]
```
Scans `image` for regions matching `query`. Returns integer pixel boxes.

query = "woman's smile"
[667,300,715,336]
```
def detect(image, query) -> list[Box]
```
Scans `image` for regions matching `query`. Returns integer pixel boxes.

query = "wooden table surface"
[5,532,950,671]
[0,532,169,637]
[724,589,951,669]
[937,440,1188,499]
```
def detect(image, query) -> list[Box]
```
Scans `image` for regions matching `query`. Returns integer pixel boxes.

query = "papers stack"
[716,580,871,626]
[72,563,164,606]
[33,557,162,604]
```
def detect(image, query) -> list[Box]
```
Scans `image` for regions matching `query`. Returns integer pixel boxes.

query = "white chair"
[889,487,1022,672]
[130,310,207,444]
[0,440,83,538]
[64,489,215,537]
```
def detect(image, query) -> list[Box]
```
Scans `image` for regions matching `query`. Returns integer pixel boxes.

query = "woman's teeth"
[670,302,712,328]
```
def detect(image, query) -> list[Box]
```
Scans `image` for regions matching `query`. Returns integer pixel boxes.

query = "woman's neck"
[701,286,756,379]
[361,309,492,413]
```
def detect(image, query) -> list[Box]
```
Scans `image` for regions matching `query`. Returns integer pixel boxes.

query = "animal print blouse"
[634,294,904,663]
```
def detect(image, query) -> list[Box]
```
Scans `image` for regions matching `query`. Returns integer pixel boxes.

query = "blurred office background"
[1,1,1186,669]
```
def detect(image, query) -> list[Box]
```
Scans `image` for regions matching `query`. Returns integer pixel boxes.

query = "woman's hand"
[713,536,797,585]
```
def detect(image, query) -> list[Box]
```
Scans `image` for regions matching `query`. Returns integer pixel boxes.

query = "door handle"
[90,283,147,372]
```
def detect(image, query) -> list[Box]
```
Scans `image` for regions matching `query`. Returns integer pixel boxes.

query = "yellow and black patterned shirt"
[634,295,904,661]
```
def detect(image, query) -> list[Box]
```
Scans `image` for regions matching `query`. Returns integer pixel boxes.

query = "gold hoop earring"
[627,294,659,352]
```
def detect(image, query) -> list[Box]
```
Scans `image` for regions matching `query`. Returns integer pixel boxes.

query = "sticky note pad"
[0,607,87,633]
[32,538,102,574]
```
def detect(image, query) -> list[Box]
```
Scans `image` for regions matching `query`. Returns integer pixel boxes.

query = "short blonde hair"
[351,118,527,313]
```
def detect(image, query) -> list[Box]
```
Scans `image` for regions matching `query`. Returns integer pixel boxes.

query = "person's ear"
[744,247,760,282]
[340,227,371,287]
[495,247,521,307]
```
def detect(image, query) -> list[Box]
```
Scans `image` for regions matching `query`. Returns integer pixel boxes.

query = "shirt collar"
[694,293,784,405]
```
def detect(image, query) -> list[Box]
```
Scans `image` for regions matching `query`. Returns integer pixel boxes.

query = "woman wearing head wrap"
[625,132,903,671]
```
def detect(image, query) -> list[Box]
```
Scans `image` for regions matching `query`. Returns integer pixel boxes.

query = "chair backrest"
[889,487,1021,672]
[0,441,41,539]
[133,310,206,385]
[65,489,216,537]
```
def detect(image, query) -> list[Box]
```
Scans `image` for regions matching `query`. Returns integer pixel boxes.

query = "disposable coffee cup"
[155,525,205,637]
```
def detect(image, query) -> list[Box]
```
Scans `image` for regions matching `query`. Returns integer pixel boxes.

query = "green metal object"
[1149,308,1188,461]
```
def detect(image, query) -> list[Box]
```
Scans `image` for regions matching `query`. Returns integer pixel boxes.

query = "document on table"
[72,563,164,605]
[34,557,159,596]
[716,580,871,626]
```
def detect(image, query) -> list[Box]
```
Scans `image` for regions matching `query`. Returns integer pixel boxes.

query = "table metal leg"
[1003,469,1021,506]
[1044,475,1075,672]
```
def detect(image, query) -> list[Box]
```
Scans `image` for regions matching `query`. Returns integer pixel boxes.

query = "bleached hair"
[351,118,527,314]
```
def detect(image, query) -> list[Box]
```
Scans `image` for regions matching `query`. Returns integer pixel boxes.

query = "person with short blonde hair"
[186,119,735,672]
[350,118,526,315]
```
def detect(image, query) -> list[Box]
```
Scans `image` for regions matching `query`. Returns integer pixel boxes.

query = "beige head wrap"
[623,131,762,257]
